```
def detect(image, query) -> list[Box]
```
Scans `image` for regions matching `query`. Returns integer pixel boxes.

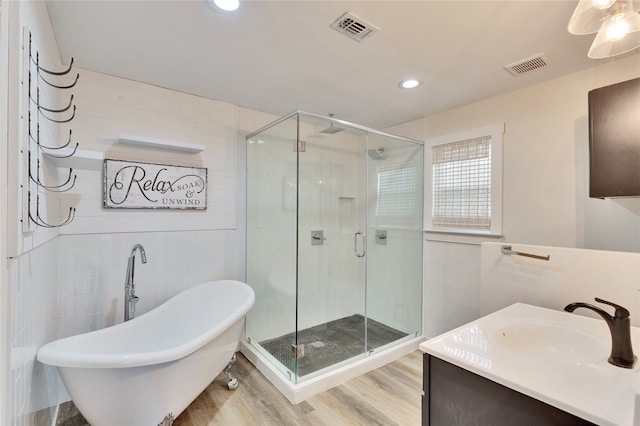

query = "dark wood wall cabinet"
[588,77,640,198]
[422,354,596,426]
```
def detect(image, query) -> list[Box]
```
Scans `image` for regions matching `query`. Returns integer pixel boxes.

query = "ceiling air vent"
[504,53,551,77]
[330,12,379,42]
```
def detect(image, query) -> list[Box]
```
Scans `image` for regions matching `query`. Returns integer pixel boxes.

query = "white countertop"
[420,303,640,426]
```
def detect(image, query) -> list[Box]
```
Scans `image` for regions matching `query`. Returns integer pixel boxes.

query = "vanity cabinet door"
[422,354,595,426]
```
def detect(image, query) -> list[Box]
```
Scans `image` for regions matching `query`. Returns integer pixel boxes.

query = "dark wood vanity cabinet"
[422,354,596,426]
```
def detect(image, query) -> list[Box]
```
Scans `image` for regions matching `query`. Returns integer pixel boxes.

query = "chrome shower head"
[319,113,345,134]
[319,125,344,134]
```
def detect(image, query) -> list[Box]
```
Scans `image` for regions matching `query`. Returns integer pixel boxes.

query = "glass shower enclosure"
[245,111,423,387]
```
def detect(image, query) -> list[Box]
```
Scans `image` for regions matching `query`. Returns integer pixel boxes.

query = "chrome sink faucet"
[564,297,635,368]
[124,244,147,322]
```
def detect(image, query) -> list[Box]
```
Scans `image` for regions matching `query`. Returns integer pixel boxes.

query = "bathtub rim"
[37,280,255,369]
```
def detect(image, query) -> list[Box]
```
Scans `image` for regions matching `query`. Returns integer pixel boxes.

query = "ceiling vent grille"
[330,12,379,42]
[504,53,551,77]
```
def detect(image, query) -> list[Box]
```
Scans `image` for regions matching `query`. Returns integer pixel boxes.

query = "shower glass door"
[365,133,424,353]
[294,115,368,381]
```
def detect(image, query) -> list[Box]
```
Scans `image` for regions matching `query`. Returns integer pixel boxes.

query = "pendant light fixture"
[568,0,640,58]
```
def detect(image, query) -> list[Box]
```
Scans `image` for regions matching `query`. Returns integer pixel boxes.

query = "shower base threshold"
[259,314,409,377]
[240,334,424,404]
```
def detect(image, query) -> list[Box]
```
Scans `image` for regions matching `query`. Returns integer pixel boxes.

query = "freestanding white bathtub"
[37,280,255,426]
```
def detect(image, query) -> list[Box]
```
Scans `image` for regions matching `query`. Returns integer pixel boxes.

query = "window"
[432,136,491,228]
[426,124,503,236]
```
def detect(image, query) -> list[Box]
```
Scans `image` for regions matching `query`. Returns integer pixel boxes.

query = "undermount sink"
[492,321,608,365]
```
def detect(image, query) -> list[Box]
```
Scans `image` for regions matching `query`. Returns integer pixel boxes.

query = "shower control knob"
[311,230,326,245]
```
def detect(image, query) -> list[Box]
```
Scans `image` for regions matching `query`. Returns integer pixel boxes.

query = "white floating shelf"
[46,147,104,170]
[117,134,205,153]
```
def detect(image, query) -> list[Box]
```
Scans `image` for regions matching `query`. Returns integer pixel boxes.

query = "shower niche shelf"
[117,134,205,153]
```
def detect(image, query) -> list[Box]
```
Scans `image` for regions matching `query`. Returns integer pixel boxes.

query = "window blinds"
[432,136,491,229]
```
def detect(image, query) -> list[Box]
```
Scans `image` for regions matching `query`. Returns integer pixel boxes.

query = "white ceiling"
[45,0,637,129]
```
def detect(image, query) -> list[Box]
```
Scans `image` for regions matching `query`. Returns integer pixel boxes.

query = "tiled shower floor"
[259,314,409,377]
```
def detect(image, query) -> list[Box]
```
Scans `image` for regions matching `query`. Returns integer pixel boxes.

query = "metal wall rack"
[23,30,79,228]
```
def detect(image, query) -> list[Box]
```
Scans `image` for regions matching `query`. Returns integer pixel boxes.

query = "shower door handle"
[354,232,366,257]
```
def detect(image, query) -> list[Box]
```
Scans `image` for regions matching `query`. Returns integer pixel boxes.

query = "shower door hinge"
[294,140,306,152]
[291,343,305,359]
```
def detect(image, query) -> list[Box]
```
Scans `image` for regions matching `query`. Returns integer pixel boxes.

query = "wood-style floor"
[173,350,423,426]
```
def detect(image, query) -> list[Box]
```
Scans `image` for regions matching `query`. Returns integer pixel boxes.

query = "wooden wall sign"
[104,159,207,209]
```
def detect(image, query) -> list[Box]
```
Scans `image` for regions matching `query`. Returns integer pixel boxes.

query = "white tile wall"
[56,231,243,334]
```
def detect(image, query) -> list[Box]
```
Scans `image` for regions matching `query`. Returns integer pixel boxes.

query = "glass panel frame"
[245,115,299,380]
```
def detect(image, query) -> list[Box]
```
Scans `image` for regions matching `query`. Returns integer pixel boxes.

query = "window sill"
[424,230,504,246]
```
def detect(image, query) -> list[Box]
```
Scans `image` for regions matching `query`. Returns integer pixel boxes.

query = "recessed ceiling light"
[399,79,421,89]
[211,0,239,12]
